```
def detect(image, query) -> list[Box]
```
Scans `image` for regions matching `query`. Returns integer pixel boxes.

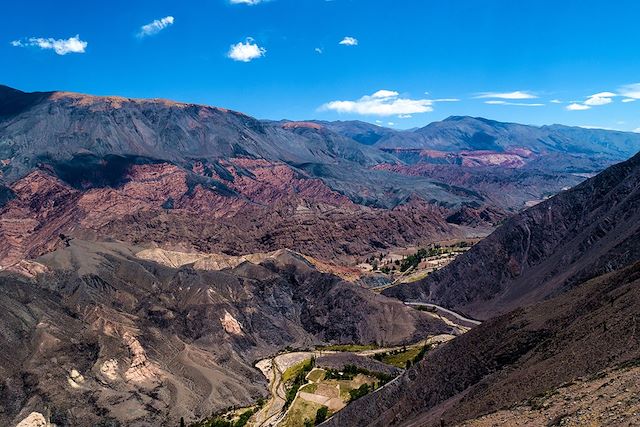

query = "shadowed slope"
[384,150,640,319]
[324,261,640,426]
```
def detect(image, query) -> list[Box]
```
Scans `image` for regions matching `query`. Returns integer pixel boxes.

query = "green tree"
[315,406,328,425]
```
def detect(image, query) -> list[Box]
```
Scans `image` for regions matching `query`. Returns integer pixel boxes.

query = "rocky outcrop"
[15,412,49,427]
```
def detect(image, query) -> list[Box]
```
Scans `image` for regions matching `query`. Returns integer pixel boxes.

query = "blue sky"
[1,0,640,131]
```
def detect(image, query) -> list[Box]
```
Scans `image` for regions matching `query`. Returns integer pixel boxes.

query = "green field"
[282,398,324,427]
[379,346,423,368]
[306,368,325,382]
[282,359,314,383]
[299,383,318,393]
[316,344,378,352]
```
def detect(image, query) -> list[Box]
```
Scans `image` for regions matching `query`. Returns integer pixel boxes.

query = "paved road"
[404,302,482,326]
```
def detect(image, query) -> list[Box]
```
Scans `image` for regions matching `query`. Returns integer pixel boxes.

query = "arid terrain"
[2,86,640,427]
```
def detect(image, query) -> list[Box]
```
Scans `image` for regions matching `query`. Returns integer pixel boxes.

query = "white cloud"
[10,35,87,55]
[566,91,617,111]
[433,98,460,102]
[388,122,395,126]
[475,91,537,100]
[321,90,435,116]
[618,83,640,99]
[622,98,636,103]
[584,91,616,106]
[314,47,323,54]
[138,16,174,38]
[230,0,264,4]
[550,99,563,104]
[634,128,640,133]
[566,103,591,111]
[398,114,412,119]
[372,90,399,98]
[484,100,544,107]
[227,38,266,62]
[339,36,358,46]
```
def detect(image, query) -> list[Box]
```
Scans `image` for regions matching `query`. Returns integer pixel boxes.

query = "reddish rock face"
[0,171,81,265]
[0,159,492,268]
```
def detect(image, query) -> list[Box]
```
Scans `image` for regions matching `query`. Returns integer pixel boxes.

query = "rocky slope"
[0,86,393,181]
[0,239,452,427]
[324,261,640,427]
[384,150,640,319]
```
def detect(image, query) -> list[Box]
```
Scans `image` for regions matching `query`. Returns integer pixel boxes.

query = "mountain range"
[2,85,640,426]
[2,85,639,269]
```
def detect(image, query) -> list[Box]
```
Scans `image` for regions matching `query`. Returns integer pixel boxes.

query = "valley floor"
[248,306,475,427]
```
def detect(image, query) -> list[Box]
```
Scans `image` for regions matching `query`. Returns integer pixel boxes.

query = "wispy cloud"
[314,47,323,54]
[339,36,358,46]
[550,99,563,104]
[484,100,544,107]
[619,83,640,100]
[321,90,434,116]
[475,91,538,100]
[138,16,174,38]
[230,0,264,4]
[10,35,87,55]
[565,84,640,111]
[228,37,266,62]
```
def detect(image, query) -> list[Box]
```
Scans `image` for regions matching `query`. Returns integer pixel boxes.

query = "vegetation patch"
[190,406,258,427]
[378,346,423,368]
[323,364,392,386]
[300,383,318,393]
[348,384,372,401]
[374,344,432,368]
[316,344,378,352]
[306,368,325,383]
[399,243,468,272]
[281,397,324,427]
[284,358,315,408]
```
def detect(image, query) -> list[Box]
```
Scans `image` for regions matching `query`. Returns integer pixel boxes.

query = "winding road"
[404,302,482,326]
